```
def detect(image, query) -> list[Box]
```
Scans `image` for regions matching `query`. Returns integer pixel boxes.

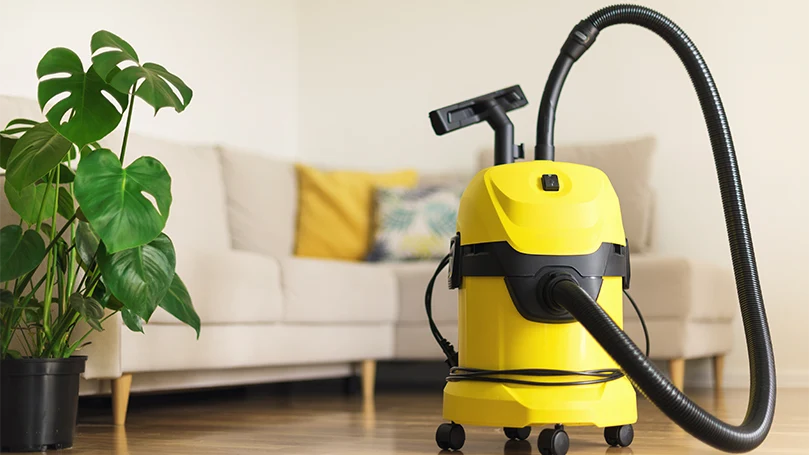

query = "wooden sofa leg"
[668,358,685,391]
[712,355,725,395]
[361,359,376,402]
[112,374,133,426]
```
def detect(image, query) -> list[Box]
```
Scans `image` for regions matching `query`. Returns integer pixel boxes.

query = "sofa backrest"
[479,136,656,253]
[0,96,45,126]
[217,146,298,258]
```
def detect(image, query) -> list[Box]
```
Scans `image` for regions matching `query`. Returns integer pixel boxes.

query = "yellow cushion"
[294,164,418,261]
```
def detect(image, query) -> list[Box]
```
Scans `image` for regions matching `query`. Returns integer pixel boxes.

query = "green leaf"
[121,307,144,333]
[93,282,124,311]
[58,164,75,183]
[0,290,14,308]
[78,142,101,157]
[54,238,68,273]
[158,274,199,338]
[75,221,99,268]
[37,47,129,146]
[57,186,74,219]
[0,118,40,139]
[74,149,172,253]
[24,306,40,324]
[98,234,176,320]
[69,293,104,331]
[6,350,22,359]
[4,181,57,225]
[5,123,72,191]
[4,119,39,129]
[39,223,54,237]
[0,225,46,282]
[91,281,123,311]
[90,30,139,79]
[0,134,16,169]
[105,294,124,311]
[91,31,192,114]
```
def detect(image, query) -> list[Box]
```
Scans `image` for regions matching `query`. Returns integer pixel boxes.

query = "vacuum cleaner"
[425,4,776,454]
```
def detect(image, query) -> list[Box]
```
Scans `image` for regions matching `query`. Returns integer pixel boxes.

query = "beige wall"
[0,0,300,158]
[298,0,809,387]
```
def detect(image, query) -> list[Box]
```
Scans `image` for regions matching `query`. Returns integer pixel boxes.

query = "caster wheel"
[436,422,465,451]
[604,424,634,447]
[504,426,531,440]
[537,425,569,455]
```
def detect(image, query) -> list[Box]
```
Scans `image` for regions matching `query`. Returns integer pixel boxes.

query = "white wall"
[2,0,807,388]
[0,0,299,158]
[298,0,809,387]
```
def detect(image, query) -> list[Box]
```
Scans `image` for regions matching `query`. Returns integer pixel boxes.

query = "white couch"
[0,95,737,425]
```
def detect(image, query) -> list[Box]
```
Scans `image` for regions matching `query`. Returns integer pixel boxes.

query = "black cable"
[624,290,649,357]
[447,367,624,386]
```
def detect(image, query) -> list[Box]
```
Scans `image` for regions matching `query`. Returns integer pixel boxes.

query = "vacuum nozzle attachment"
[429,85,528,165]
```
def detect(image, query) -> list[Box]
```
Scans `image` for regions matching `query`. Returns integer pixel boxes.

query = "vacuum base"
[442,377,637,428]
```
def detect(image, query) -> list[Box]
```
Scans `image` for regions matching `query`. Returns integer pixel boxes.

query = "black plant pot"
[0,356,86,452]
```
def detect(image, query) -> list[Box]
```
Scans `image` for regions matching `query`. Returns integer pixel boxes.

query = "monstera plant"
[0,31,198,452]
[0,30,199,358]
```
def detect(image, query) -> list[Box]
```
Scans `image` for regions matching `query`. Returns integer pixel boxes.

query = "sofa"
[0,95,737,426]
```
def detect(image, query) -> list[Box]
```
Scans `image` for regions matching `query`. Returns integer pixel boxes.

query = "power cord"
[624,289,650,357]
[425,254,459,367]
[425,253,651,385]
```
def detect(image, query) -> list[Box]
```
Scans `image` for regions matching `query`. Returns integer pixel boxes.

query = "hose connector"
[561,20,600,61]
[537,271,578,318]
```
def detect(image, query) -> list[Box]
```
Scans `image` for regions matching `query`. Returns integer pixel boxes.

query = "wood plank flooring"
[71,387,809,454]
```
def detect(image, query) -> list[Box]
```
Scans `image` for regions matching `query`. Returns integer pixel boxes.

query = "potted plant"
[0,31,199,452]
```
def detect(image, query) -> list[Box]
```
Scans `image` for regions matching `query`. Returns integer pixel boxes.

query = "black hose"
[535,55,574,161]
[538,4,776,453]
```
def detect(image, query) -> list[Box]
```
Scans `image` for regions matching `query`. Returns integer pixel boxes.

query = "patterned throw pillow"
[367,185,463,261]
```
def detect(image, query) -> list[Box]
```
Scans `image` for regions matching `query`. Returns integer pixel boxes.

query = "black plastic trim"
[461,241,627,279]
[460,241,627,323]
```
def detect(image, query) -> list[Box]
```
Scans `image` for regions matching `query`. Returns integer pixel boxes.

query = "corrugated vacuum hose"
[539,4,776,453]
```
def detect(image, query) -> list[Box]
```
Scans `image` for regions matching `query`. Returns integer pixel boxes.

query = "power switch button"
[541,174,560,191]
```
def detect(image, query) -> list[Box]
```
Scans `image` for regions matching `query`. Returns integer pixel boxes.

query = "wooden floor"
[71,387,809,454]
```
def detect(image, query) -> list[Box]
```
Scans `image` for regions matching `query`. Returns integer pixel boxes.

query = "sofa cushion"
[218,147,298,258]
[385,261,457,323]
[479,137,655,253]
[121,324,394,372]
[280,257,398,323]
[368,185,464,261]
[123,133,231,251]
[294,164,418,261]
[623,254,736,322]
[150,248,283,324]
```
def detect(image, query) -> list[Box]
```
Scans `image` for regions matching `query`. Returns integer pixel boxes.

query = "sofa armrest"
[71,310,123,380]
[625,255,737,322]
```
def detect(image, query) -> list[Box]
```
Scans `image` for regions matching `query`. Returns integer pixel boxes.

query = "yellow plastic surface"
[444,160,637,428]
